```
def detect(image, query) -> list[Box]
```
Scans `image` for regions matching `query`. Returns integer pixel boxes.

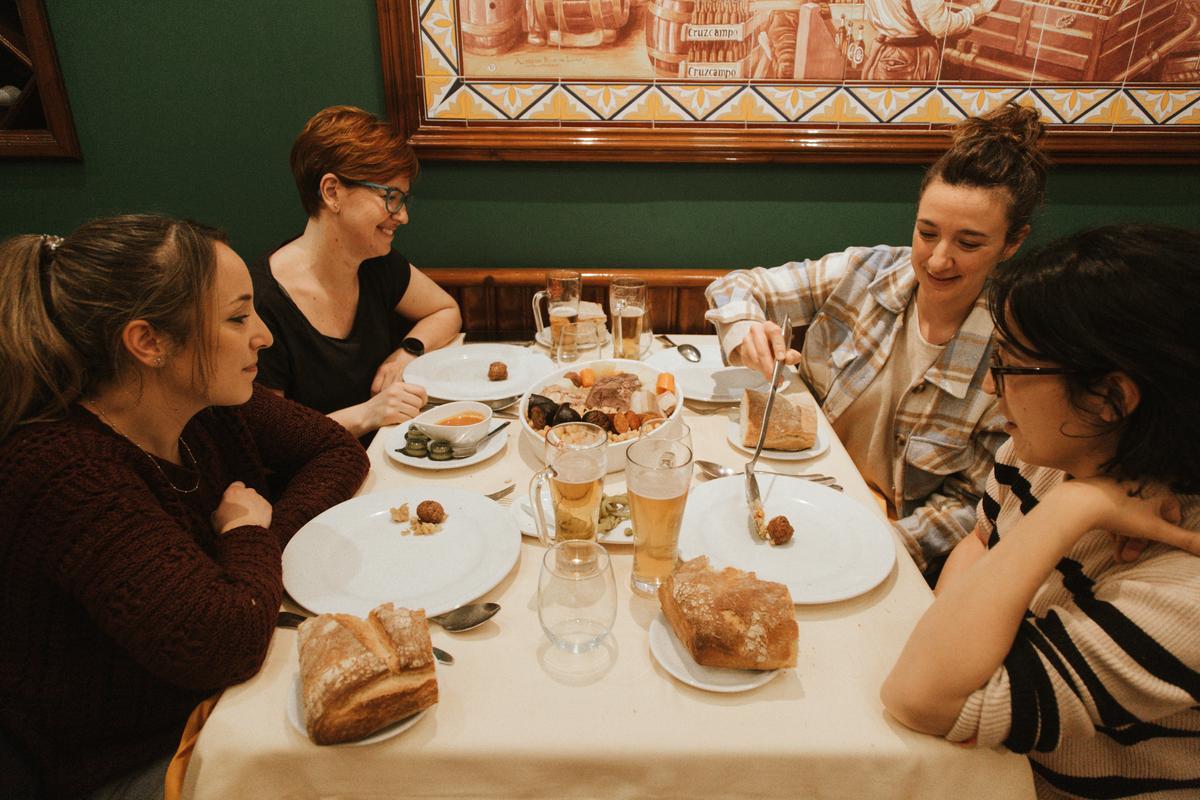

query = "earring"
[155,356,163,367]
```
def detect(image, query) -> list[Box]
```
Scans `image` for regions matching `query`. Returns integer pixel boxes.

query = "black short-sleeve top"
[250,244,413,416]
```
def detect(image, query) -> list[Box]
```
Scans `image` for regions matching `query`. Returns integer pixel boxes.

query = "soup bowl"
[519,359,684,473]
[412,401,494,449]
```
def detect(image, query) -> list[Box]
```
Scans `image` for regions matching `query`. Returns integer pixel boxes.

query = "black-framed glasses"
[343,179,412,214]
[988,352,1081,397]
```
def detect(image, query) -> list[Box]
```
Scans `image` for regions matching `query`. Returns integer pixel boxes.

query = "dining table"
[181,334,1034,800]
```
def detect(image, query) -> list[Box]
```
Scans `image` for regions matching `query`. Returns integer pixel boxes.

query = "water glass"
[554,321,603,366]
[538,540,617,654]
[638,418,692,450]
[625,438,693,597]
[609,277,651,360]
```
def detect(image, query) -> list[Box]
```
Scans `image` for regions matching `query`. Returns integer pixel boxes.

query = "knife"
[275,611,455,665]
[745,315,791,540]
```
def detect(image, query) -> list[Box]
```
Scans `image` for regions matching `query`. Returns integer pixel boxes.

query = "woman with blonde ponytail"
[0,215,368,800]
[705,103,1049,582]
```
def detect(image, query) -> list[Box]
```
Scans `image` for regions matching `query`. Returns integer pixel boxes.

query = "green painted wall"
[2,1,1196,268]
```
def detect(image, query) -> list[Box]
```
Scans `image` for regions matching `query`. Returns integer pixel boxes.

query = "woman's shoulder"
[0,415,127,497]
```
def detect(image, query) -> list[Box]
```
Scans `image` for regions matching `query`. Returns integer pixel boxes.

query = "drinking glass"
[529,422,608,545]
[609,277,651,360]
[538,539,617,654]
[532,270,582,352]
[625,438,694,597]
[638,418,692,451]
[554,321,603,366]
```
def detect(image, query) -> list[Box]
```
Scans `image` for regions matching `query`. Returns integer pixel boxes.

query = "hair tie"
[38,234,63,310]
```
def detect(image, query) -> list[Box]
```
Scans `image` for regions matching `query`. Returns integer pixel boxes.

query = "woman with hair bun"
[705,103,1049,579]
[253,105,462,442]
[0,215,368,799]
[883,224,1200,798]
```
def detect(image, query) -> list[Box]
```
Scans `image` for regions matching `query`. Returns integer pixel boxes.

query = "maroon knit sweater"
[0,385,368,799]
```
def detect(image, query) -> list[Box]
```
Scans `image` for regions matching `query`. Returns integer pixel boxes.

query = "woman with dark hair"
[882,224,1200,799]
[0,215,368,799]
[705,103,1049,577]
[253,105,462,441]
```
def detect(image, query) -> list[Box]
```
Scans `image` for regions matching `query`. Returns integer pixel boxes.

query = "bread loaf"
[658,556,798,670]
[739,389,817,451]
[297,603,438,745]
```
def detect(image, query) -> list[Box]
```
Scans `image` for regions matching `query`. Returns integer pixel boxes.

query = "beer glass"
[625,437,693,596]
[609,277,651,360]
[538,540,617,654]
[529,422,608,546]
[532,270,582,353]
[554,321,603,366]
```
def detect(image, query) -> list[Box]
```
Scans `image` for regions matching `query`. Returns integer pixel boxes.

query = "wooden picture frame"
[0,0,80,158]
[378,0,1200,164]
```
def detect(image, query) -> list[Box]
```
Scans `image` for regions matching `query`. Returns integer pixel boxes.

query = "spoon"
[695,459,842,489]
[657,334,703,363]
[450,421,511,459]
[428,602,500,632]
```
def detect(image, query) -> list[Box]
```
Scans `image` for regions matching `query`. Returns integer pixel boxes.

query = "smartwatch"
[400,337,425,357]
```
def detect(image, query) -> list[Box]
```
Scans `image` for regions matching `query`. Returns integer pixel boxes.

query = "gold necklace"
[84,401,201,494]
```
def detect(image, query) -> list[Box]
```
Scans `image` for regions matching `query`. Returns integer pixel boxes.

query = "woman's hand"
[365,381,428,430]
[371,351,415,394]
[1053,478,1195,557]
[212,481,273,535]
[730,321,801,380]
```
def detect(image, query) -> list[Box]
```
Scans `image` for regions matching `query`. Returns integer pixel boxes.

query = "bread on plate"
[739,389,817,451]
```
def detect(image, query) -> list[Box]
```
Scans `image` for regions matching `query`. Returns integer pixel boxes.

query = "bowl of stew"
[411,401,494,449]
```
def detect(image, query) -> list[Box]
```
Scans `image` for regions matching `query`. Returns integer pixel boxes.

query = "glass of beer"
[529,422,608,546]
[532,270,582,352]
[625,437,693,596]
[609,277,651,360]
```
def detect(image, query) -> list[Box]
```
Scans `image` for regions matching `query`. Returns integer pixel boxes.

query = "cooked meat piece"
[584,373,640,412]
[766,515,794,546]
[488,361,508,381]
[416,500,446,524]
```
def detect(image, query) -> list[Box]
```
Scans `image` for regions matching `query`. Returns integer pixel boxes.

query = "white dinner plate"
[676,366,791,404]
[725,417,831,461]
[282,487,521,617]
[511,481,633,544]
[534,327,611,348]
[677,475,896,604]
[645,341,725,371]
[648,614,781,693]
[404,344,553,403]
[383,419,508,471]
[287,672,429,746]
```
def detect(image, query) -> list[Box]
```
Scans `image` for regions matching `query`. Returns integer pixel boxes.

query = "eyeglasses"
[343,179,412,214]
[988,352,1081,397]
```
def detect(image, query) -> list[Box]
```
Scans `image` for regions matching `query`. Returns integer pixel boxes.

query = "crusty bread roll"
[658,556,798,670]
[297,603,438,745]
[740,389,817,451]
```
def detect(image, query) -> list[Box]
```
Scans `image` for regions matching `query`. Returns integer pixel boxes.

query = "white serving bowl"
[411,401,493,448]
[519,359,685,473]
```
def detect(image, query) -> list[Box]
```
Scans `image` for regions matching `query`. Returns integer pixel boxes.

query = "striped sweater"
[947,441,1200,799]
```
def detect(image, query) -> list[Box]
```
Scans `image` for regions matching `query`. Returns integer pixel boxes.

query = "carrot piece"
[656,372,676,395]
[580,367,596,387]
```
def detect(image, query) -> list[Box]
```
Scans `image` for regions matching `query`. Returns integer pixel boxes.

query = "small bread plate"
[287,672,429,746]
[648,614,781,693]
[282,487,521,618]
[511,482,633,545]
[647,342,790,404]
[384,419,508,471]
[678,475,896,604]
[725,416,831,461]
[404,344,553,403]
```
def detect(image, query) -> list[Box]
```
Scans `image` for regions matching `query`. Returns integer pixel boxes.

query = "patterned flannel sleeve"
[893,406,1008,573]
[703,250,854,363]
[946,547,1200,754]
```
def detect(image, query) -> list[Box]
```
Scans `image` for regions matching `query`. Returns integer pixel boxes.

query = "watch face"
[403,338,425,356]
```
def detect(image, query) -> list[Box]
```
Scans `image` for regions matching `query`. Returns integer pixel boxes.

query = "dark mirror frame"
[0,0,80,158]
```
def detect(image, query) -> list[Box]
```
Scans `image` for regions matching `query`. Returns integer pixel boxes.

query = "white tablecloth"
[183,335,1033,800]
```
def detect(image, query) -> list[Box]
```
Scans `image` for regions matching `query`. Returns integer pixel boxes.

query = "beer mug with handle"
[532,270,582,352]
[529,422,608,546]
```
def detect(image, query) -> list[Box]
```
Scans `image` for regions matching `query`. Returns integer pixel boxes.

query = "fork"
[745,315,791,538]
[486,484,516,503]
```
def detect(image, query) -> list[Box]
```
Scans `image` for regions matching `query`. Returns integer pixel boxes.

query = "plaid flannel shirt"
[704,245,1006,572]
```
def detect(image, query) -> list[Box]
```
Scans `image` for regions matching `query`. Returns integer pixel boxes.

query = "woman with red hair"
[252,105,461,441]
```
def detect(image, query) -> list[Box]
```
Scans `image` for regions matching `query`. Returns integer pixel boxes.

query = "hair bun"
[953,103,1046,158]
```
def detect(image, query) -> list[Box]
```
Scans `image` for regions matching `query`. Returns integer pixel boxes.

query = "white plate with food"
[287,672,429,746]
[725,417,831,461]
[674,366,791,404]
[648,614,781,693]
[282,487,521,618]
[677,475,896,604]
[383,419,508,471]
[511,483,633,544]
[519,359,684,474]
[645,341,725,371]
[403,344,553,403]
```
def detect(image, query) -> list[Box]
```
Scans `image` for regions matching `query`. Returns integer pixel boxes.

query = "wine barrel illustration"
[530,0,630,47]
[645,0,695,77]
[460,0,523,55]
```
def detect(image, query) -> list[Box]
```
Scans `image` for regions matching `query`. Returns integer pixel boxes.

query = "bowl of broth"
[411,401,494,449]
